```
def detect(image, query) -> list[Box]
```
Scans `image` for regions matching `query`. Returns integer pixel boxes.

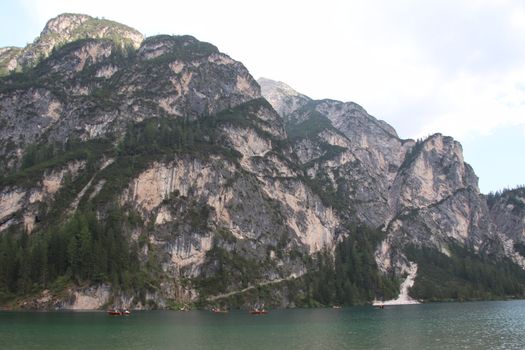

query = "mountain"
[0,14,524,310]
[0,13,143,76]
[260,78,494,259]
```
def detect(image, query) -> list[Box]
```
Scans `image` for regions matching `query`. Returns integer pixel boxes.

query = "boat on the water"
[107,309,131,316]
[250,308,268,315]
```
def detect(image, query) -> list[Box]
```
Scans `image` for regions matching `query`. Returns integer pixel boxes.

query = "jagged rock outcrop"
[0,13,143,75]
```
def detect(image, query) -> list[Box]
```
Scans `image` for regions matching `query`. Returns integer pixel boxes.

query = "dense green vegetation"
[195,245,267,298]
[302,226,399,306]
[406,243,525,301]
[0,208,159,305]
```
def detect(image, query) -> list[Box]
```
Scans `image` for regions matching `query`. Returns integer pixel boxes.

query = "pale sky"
[1,0,524,193]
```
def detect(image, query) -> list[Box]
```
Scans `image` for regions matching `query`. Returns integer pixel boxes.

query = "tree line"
[303,225,399,306]
[0,208,157,304]
[406,243,525,301]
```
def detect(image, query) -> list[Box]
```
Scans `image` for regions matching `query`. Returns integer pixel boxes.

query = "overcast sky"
[1,0,524,193]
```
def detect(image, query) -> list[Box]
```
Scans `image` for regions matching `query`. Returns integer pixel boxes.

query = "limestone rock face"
[258,78,504,274]
[379,134,493,272]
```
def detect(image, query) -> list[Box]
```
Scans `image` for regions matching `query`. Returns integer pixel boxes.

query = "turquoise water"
[1,301,525,349]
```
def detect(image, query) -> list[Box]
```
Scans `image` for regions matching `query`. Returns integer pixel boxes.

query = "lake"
[1,300,524,349]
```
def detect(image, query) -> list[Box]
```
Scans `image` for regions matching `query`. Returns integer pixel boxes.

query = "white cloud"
[416,71,525,138]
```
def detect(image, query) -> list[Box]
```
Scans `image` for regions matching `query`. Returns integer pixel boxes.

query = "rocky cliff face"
[488,187,525,268]
[0,15,523,310]
[258,78,505,275]
[489,187,525,241]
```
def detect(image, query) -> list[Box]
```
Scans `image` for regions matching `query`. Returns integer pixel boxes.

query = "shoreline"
[373,262,420,306]
[4,298,525,312]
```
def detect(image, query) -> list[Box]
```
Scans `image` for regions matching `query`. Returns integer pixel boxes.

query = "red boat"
[108,309,131,316]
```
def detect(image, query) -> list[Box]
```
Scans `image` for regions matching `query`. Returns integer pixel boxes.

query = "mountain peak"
[258,77,304,97]
[40,13,92,37]
[257,77,311,117]
[0,13,144,75]
[39,13,143,48]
